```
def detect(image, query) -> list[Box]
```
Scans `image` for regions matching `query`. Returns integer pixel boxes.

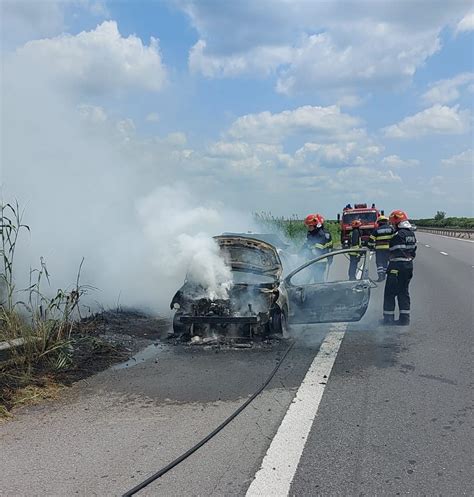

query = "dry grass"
[10,379,63,407]
[0,201,93,415]
[0,368,64,419]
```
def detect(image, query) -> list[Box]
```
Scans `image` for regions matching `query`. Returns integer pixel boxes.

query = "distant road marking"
[246,324,346,497]
[440,251,448,256]
[425,244,431,247]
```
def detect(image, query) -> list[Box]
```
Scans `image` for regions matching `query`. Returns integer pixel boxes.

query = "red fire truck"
[337,203,384,247]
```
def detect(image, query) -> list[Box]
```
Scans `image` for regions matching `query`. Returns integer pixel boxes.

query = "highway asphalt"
[290,232,473,495]
[0,232,472,496]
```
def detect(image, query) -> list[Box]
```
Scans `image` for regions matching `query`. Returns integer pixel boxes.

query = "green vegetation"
[0,202,93,415]
[414,216,474,229]
[253,212,341,247]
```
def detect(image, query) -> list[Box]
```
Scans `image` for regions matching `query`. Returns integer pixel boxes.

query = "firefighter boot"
[397,313,410,326]
[382,314,395,326]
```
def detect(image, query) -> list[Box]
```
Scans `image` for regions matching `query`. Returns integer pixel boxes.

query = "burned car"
[170,236,288,339]
[170,235,372,340]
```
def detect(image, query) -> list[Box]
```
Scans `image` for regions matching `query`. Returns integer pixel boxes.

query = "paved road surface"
[1,232,472,496]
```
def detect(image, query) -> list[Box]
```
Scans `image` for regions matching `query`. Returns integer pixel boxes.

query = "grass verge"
[253,211,341,247]
[0,201,127,417]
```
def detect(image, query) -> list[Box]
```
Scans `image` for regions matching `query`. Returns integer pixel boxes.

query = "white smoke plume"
[0,45,250,314]
[137,186,236,301]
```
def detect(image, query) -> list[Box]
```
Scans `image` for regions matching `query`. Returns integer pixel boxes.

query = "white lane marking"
[440,251,449,256]
[246,324,346,497]
[425,244,431,247]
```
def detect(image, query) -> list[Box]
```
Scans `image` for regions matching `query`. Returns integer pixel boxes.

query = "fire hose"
[122,340,295,496]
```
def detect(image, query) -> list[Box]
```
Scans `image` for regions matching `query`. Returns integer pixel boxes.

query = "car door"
[284,248,371,324]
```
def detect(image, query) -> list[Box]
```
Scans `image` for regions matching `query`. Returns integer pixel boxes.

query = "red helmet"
[304,213,324,228]
[351,219,362,228]
[389,210,408,225]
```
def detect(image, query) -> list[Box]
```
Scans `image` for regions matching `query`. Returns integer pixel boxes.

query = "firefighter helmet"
[377,215,389,224]
[389,210,408,225]
[351,219,362,228]
[304,213,324,228]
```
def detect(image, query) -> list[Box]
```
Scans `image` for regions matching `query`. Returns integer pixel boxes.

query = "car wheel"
[271,307,289,337]
[172,312,190,337]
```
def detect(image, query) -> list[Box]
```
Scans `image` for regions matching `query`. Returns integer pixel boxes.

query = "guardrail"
[417,227,474,239]
[0,338,26,362]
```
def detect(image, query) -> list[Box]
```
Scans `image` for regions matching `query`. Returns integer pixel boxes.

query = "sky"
[0,0,473,308]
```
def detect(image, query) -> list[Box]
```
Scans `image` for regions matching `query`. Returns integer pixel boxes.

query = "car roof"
[220,232,290,249]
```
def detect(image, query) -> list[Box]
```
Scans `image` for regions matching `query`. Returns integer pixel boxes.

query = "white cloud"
[422,73,474,105]
[145,112,160,122]
[441,149,473,167]
[227,105,363,143]
[456,11,474,33]
[179,0,470,94]
[13,21,167,96]
[163,132,187,147]
[1,0,66,45]
[78,104,108,123]
[428,175,446,195]
[336,94,365,108]
[189,39,292,78]
[204,141,293,175]
[383,104,470,138]
[381,155,420,168]
[335,166,402,188]
[295,142,382,168]
[207,141,254,160]
[275,29,441,95]
[297,166,402,197]
[0,0,108,47]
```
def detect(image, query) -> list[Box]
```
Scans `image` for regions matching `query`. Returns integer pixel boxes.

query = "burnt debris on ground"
[0,309,171,415]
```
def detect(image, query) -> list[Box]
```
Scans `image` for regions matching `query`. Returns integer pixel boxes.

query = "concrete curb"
[0,338,27,362]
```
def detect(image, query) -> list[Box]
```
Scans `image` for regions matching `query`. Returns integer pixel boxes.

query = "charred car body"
[170,236,288,339]
[170,235,372,340]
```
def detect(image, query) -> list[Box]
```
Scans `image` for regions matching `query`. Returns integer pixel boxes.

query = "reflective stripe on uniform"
[376,235,393,241]
[375,244,390,250]
[389,269,399,275]
[399,310,410,314]
[390,244,408,251]
[390,257,412,262]
[312,242,332,249]
[383,311,395,315]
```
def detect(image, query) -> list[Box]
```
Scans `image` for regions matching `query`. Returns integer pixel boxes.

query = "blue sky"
[2,0,473,219]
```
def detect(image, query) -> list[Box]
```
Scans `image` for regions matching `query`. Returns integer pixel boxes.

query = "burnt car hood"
[214,235,283,280]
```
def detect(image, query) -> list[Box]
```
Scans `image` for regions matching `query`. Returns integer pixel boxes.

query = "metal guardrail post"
[417,227,474,239]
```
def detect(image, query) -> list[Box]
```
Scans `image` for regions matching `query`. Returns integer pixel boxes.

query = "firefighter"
[302,213,333,283]
[348,219,362,280]
[383,210,417,326]
[368,215,394,281]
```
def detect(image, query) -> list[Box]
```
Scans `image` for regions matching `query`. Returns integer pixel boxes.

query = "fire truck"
[337,203,384,247]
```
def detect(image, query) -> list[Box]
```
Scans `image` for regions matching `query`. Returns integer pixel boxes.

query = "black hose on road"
[122,340,295,496]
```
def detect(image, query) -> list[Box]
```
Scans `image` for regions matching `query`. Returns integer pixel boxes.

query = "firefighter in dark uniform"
[383,210,417,326]
[348,219,362,280]
[302,213,333,283]
[368,215,394,281]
